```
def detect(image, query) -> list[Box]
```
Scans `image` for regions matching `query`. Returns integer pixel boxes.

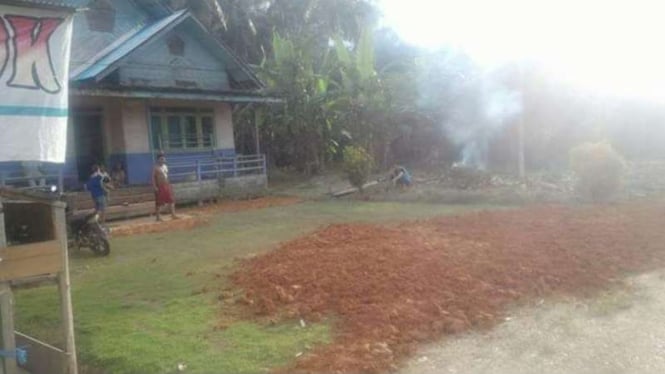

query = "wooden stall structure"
[0,188,77,374]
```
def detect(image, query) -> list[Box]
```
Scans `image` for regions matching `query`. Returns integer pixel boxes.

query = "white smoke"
[448,74,523,169]
[415,51,523,169]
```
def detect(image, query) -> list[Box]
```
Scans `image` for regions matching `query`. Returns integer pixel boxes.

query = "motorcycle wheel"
[91,236,111,256]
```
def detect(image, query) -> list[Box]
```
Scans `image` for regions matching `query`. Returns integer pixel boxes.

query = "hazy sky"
[379,0,665,101]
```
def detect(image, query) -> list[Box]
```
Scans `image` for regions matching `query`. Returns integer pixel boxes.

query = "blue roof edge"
[72,9,189,82]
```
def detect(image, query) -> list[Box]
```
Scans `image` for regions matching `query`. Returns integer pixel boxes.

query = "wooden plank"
[0,200,6,248]
[0,241,62,282]
[15,332,66,374]
[53,206,77,374]
[332,181,380,197]
[0,189,57,206]
[10,275,58,290]
[72,201,155,222]
[67,189,156,212]
[0,283,17,374]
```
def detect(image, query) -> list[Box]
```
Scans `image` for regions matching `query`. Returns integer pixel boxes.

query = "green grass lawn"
[15,201,489,374]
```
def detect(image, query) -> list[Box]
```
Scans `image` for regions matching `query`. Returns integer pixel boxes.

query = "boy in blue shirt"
[87,164,110,223]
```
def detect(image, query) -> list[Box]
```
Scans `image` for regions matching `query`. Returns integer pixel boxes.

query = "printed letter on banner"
[0,5,73,162]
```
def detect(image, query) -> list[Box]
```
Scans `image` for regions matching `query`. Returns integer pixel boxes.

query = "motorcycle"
[22,184,111,256]
[68,212,111,256]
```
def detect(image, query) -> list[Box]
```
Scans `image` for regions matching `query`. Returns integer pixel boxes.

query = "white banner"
[0,5,73,162]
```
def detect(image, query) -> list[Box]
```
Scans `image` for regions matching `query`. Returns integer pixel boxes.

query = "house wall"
[0,101,241,190]
[108,98,236,185]
[112,99,153,185]
[69,0,149,75]
[118,24,230,90]
[214,102,235,150]
[36,96,238,187]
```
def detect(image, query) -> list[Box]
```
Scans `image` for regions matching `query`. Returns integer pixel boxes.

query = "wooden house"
[0,0,275,191]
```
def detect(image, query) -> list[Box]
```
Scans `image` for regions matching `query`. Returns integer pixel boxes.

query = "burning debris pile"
[419,159,665,200]
[426,165,574,193]
[437,166,494,189]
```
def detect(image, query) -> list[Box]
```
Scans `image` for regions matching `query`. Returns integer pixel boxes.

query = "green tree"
[343,145,374,190]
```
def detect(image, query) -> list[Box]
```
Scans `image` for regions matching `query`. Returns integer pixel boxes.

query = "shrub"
[569,141,625,201]
[343,146,375,190]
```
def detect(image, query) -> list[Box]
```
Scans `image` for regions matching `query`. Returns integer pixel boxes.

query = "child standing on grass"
[152,153,179,221]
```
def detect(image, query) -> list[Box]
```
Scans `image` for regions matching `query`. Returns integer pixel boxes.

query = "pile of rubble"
[624,161,665,197]
[423,166,574,193]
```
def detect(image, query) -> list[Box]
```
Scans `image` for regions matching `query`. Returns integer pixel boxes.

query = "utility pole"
[518,113,525,179]
[517,63,525,179]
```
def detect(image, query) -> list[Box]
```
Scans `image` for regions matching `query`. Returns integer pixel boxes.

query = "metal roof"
[71,87,282,104]
[132,0,172,19]
[72,9,189,81]
[3,0,89,9]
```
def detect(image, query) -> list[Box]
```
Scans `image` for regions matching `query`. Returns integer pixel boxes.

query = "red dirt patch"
[188,196,301,214]
[231,202,665,373]
[112,197,300,237]
[110,215,209,237]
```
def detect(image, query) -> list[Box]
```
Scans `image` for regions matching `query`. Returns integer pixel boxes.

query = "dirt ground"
[399,270,665,374]
[231,201,665,373]
[188,196,301,214]
[109,197,301,236]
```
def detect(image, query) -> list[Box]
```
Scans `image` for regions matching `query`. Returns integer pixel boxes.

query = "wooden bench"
[64,186,156,222]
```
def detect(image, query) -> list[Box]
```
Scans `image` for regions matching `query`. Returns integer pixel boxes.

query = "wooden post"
[0,198,13,374]
[0,198,5,248]
[261,154,267,175]
[0,283,17,374]
[58,169,64,193]
[254,117,261,155]
[52,202,77,374]
[262,155,268,188]
[233,157,238,177]
[196,160,201,182]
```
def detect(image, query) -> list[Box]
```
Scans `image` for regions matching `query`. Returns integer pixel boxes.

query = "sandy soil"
[399,270,665,374]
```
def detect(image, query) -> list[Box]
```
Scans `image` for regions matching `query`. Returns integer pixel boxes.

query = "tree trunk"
[382,138,391,169]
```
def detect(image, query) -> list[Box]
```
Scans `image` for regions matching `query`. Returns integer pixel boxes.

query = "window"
[185,116,198,148]
[150,108,215,150]
[167,116,183,149]
[86,0,115,33]
[201,117,214,147]
[167,35,185,56]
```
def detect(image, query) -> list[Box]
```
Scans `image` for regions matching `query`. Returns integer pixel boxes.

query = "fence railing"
[167,154,267,182]
[0,154,267,191]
